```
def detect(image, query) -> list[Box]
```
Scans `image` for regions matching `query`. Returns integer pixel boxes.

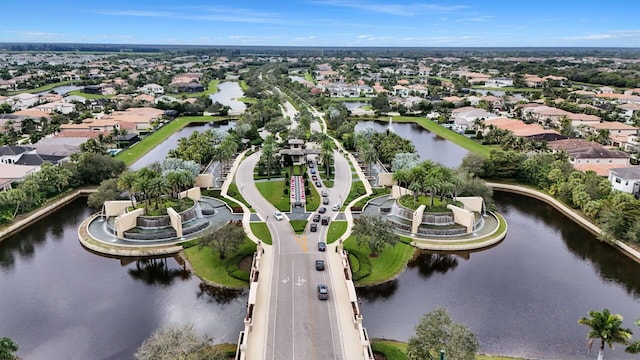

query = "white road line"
[291,261,296,360]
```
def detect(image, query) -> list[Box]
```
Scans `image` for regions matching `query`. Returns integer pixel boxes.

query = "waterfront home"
[608,167,640,197]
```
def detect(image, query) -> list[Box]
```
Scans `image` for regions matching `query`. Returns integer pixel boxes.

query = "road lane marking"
[294,234,308,252]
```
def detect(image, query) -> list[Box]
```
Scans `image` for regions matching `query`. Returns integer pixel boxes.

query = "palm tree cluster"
[117,159,197,213]
[393,160,465,210]
[577,308,640,360]
[168,129,238,167]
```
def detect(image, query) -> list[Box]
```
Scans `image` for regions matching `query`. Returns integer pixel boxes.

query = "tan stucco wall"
[412,205,425,234]
[104,200,132,217]
[378,173,395,187]
[179,186,201,201]
[447,205,474,233]
[456,197,484,213]
[391,185,413,199]
[195,174,214,188]
[115,208,144,238]
[167,207,183,238]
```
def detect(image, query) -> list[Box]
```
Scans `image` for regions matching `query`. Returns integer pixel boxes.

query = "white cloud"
[564,30,640,41]
[311,0,467,16]
[93,6,284,24]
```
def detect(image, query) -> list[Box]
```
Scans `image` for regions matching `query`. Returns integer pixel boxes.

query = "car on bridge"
[315,260,324,271]
[317,284,329,300]
[318,242,326,251]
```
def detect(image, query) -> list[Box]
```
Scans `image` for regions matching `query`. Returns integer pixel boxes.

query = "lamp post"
[439,349,445,360]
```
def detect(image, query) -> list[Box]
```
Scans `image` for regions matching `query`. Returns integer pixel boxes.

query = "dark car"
[312,175,318,181]
[315,181,322,187]
[321,216,330,225]
[310,168,316,174]
[315,259,325,271]
[312,214,320,222]
[317,284,328,300]
[318,242,326,251]
[310,223,318,232]
[322,197,329,205]
[318,207,327,214]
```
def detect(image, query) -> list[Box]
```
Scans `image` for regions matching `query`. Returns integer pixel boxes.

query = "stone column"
[412,205,425,235]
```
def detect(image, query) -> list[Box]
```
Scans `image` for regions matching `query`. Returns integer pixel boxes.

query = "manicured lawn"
[239,80,249,91]
[398,194,461,211]
[343,180,367,209]
[290,220,308,234]
[306,183,320,211]
[329,97,370,102]
[67,90,114,99]
[392,117,491,158]
[352,187,391,209]
[371,339,408,360]
[304,71,314,82]
[238,97,258,104]
[326,221,347,244]
[182,238,256,287]
[226,183,253,211]
[250,222,272,245]
[319,166,335,188]
[7,80,75,95]
[255,180,290,212]
[343,235,415,285]
[115,116,225,166]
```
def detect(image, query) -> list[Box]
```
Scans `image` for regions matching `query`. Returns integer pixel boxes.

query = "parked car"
[310,223,318,232]
[274,211,284,221]
[322,197,329,205]
[321,190,328,197]
[318,207,327,214]
[332,203,340,211]
[312,214,320,222]
[315,259,324,271]
[317,284,328,300]
[318,242,326,251]
[315,181,322,187]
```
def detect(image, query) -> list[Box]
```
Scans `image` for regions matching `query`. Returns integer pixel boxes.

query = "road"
[236,148,353,359]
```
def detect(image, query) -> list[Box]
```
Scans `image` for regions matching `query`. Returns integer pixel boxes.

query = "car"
[318,207,327,214]
[310,168,316,174]
[315,181,322,187]
[332,203,340,211]
[312,214,320,222]
[273,211,284,221]
[309,162,314,168]
[321,190,328,197]
[322,197,329,205]
[315,259,325,271]
[317,284,329,300]
[311,175,318,181]
[310,223,318,232]
[321,216,330,225]
[318,242,326,251]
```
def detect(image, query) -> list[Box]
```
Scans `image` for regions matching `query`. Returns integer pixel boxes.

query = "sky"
[2,1,640,47]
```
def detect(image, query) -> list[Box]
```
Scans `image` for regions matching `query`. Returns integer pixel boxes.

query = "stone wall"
[115,208,145,238]
[104,200,132,217]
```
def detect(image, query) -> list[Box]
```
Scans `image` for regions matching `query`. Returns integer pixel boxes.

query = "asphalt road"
[236,151,352,360]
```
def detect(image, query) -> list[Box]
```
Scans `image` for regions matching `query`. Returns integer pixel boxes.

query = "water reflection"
[197,283,247,305]
[358,279,399,301]
[127,257,192,285]
[407,251,459,279]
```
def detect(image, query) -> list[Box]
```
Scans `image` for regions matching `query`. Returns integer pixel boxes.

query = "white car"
[332,204,340,211]
[274,211,284,221]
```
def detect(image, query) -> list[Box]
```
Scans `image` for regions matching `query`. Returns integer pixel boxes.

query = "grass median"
[255,180,290,212]
[250,222,272,245]
[326,221,347,244]
[343,235,415,286]
[371,339,530,360]
[182,238,256,287]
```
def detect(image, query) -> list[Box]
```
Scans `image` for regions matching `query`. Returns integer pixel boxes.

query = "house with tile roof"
[608,167,640,196]
[0,163,38,191]
[549,139,630,176]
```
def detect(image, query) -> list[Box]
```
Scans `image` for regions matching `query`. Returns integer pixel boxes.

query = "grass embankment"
[306,182,320,211]
[304,71,314,83]
[391,117,491,158]
[67,90,114,99]
[237,97,258,104]
[182,238,256,287]
[250,222,272,245]
[371,339,529,360]
[326,221,347,244]
[343,236,415,285]
[239,80,249,91]
[115,116,227,166]
[255,180,290,212]
[343,180,367,210]
[226,183,253,211]
[7,80,75,95]
[352,187,391,209]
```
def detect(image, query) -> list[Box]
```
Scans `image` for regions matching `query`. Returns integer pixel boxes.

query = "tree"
[352,214,399,256]
[407,308,479,360]
[199,222,245,259]
[118,170,139,208]
[578,308,632,360]
[88,179,122,209]
[260,139,277,180]
[134,324,223,360]
[626,320,640,354]
[320,139,334,177]
[0,337,18,360]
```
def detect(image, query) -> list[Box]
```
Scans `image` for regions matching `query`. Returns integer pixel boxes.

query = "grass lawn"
[471,85,542,93]
[238,97,258,104]
[239,80,249,91]
[290,220,308,234]
[67,90,114,99]
[166,79,220,98]
[226,183,253,210]
[343,180,367,209]
[343,235,415,285]
[304,71,314,83]
[306,183,320,211]
[329,97,370,102]
[255,180,290,212]
[319,166,335,188]
[353,187,391,209]
[7,80,75,95]
[182,238,256,287]
[115,116,225,166]
[371,339,530,360]
[250,222,272,245]
[326,221,347,244]
[398,194,461,211]
[392,117,491,158]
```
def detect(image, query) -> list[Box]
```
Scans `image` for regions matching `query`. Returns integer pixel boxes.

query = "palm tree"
[578,308,632,360]
[320,139,334,177]
[393,169,411,196]
[261,142,276,180]
[148,177,170,210]
[118,170,138,208]
[362,144,378,176]
[0,337,18,360]
[626,320,640,354]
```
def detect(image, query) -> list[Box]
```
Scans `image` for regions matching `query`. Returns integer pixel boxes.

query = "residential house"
[484,77,514,88]
[31,100,75,114]
[0,146,33,164]
[524,74,544,88]
[484,117,560,138]
[618,103,640,120]
[608,167,640,197]
[6,93,39,110]
[0,163,39,191]
[549,139,630,176]
[450,106,498,132]
[392,85,409,98]
[137,83,165,95]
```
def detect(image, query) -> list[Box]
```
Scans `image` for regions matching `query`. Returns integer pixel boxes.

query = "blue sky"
[2,1,640,47]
